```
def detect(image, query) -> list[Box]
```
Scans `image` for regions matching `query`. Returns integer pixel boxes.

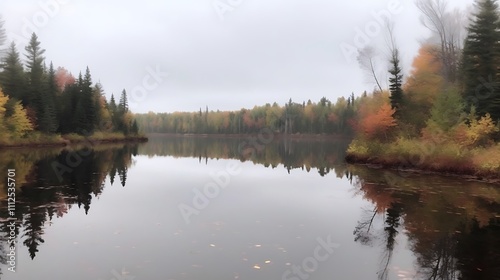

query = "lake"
[0,135,499,280]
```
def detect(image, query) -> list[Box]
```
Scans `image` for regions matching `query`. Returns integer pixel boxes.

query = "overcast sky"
[0,0,473,113]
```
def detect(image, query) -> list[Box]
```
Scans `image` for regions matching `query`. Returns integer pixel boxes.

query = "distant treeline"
[135,96,360,135]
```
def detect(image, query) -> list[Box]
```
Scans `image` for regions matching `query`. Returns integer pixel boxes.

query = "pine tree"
[116,89,129,133]
[81,66,96,133]
[24,33,45,108]
[109,94,117,113]
[38,62,58,133]
[118,89,128,114]
[388,49,404,118]
[93,82,109,130]
[461,0,500,121]
[1,42,27,102]
[109,93,120,131]
[131,119,139,135]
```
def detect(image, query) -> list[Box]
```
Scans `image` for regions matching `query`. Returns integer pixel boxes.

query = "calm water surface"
[0,136,499,280]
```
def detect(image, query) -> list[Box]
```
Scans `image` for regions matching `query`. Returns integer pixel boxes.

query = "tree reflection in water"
[349,165,500,280]
[0,137,498,279]
[0,144,136,274]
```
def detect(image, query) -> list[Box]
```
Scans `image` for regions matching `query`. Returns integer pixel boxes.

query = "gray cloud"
[0,0,472,113]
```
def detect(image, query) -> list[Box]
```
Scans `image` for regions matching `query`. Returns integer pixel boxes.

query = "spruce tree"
[82,66,96,133]
[116,89,129,134]
[388,49,404,118]
[38,62,58,133]
[24,33,45,107]
[1,42,27,102]
[462,0,500,121]
[109,93,119,131]
[131,119,139,135]
[118,89,128,114]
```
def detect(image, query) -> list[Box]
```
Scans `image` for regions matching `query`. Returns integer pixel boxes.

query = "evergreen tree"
[81,66,96,133]
[388,49,404,118]
[93,82,109,130]
[38,62,58,133]
[1,42,26,102]
[461,0,500,121]
[109,94,117,113]
[116,89,129,133]
[131,119,139,135]
[24,33,45,108]
[109,93,120,131]
[118,89,128,114]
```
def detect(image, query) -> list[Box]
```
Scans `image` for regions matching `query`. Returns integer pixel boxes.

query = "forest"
[345,0,500,179]
[0,19,142,147]
[135,96,357,135]
[137,0,500,179]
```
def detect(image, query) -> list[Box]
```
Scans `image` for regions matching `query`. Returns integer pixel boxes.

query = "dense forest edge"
[1,1,500,181]
[0,19,146,148]
[137,0,500,181]
[344,0,500,181]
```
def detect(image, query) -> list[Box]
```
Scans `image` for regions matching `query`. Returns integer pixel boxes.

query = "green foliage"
[461,0,500,121]
[0,31,141,142]
[1,42,27,101]
[426,88,466,132]
[135,96,357,135]
[388,49,404,118]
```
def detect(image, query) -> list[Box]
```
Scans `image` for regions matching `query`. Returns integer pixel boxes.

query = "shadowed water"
[0,136,498,280]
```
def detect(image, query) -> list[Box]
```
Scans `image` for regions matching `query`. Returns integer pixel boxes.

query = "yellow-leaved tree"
[7,101,34,138]
[456,109,499,147]
[0,89,9,137]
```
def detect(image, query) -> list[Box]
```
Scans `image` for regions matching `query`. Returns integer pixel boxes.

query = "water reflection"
[0,137,498,279]
[348,166,500,279]
[139,135,351,177]
[0,144,136,276]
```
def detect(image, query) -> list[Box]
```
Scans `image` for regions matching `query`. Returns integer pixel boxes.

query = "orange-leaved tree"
[359,103,397,140]
[402,44,444,130]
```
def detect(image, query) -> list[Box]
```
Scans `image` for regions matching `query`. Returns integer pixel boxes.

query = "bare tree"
[416,0,466,83]
[357,46,384,93]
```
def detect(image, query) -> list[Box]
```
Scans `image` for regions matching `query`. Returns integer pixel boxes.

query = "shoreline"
[345,153,500,184]
[147,132,352,141]
[0,135,148,149]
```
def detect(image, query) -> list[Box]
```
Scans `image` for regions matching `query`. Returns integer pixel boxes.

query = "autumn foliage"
[359,103,397,140]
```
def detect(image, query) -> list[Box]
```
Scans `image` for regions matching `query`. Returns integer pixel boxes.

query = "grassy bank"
[345,138,500,182]
[0,132,148,148]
